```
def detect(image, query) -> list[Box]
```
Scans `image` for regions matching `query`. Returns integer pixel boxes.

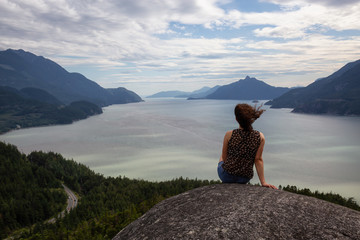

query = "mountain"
[0,86,102,133]
[107,87,143,104]
[266,59,360,115]
[147,90,190,98]
[148,77,288,100]
[186,85,220,99]
[19,87,63,105]
[205,76,290,100]
[0,49,142,106]
[147,86,220,98]
[189,86,211,95]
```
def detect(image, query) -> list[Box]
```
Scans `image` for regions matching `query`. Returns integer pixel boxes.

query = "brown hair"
[234,104,265,131]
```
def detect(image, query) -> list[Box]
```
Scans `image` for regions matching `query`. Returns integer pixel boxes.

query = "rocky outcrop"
[113,184,360,240]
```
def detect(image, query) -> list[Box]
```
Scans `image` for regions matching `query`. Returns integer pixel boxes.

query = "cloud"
[254,26,304,39]
[262,0,360,7]
[0,0,228,59]
[221,2,360,39]
[0,0,359,95]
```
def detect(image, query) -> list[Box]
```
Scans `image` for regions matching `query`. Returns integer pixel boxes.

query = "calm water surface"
[1,98,360,202]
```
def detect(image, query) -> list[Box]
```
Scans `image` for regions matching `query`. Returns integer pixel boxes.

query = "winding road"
[63,184,78,213]
[47,184,78,223]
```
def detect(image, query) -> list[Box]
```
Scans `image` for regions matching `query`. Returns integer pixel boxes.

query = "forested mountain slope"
[0,86,102,134]
[0,142,217,239]
[0,49,142,106]
[267,59,360,115]
[1,141,359,239]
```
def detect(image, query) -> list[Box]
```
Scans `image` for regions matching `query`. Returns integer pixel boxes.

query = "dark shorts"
[217,161,250,184]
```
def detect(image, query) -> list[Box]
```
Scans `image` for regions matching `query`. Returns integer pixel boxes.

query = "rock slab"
[113,184,360,240]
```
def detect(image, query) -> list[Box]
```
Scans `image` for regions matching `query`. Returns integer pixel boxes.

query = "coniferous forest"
[0,142,218,239]
[1,141,359,239]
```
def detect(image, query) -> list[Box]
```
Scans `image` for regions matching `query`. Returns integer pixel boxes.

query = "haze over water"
[2,99,360,202]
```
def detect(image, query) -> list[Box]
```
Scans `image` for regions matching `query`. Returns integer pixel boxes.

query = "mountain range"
[148,59,360,116]
[0,49,143,133]
[0,49,142,106]
[147,86,220,98]
[266,59,360,115]
[148,76,290,100]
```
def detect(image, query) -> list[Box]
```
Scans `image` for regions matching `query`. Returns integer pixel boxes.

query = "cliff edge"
[113,184,360,240]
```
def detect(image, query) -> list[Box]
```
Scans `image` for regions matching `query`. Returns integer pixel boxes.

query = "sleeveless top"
[222,129,261,179]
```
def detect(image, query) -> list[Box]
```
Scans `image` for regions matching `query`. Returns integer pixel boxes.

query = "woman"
[217,103,277,189]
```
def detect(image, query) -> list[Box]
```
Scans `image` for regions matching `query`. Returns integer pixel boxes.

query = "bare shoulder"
[224,130,233,140]
[226,130,233,136]
[258,131,265,141]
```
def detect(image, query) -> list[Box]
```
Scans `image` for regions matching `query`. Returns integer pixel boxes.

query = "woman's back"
[222,129,261,179]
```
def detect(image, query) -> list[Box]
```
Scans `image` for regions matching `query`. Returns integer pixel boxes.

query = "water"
[1,98,360,202]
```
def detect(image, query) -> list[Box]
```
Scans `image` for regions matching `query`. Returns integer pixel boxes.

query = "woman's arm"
[254,132,277,189]
[219,130,232,163]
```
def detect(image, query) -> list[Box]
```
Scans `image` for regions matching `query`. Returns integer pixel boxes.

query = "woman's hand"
[261,183,278,189]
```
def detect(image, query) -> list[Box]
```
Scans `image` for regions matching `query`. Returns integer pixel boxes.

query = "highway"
[63,184,78,213]
[47,184,78,223]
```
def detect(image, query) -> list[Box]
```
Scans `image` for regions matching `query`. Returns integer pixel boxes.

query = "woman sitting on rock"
[218,103,277,189]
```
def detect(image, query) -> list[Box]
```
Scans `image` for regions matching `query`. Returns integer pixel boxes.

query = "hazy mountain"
[107,87,143,104]
[147,86,220,99]
[0,49,142,106]
[147,90,190,98]
[190,86,211,95]
[266,59,360,115]
[186,85,220,99]
[148,77,288,100]
[205,76,290,100]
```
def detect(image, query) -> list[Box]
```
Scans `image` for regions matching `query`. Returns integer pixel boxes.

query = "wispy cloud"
[0,0,359,94]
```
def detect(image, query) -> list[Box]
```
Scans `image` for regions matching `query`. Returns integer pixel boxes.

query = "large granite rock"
[113,184,360,240]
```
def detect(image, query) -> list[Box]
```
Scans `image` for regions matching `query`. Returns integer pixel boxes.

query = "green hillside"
[0,142,67,237]
[0,87,103,134]
[1,142,217,239]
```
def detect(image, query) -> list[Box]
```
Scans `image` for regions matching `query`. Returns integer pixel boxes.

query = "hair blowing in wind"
[234,104,265,131]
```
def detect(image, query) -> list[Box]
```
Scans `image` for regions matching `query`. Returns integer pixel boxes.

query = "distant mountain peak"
[241,76,259,82]
[206,76,289,100]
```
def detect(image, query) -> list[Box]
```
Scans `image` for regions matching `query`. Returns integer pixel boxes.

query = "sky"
[1,0,360,96]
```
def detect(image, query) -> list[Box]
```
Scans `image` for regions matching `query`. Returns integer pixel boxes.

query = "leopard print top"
[222,129,261,179]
